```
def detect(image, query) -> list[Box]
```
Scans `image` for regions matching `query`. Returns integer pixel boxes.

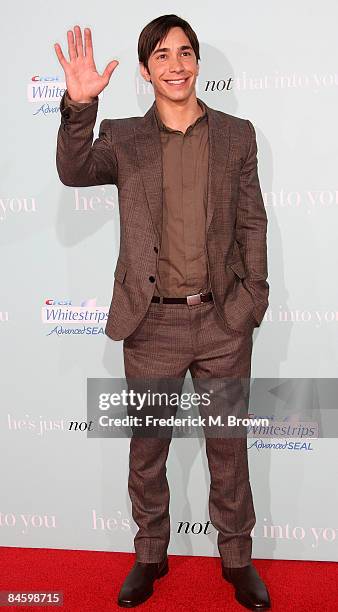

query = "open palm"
[54,25,119,103]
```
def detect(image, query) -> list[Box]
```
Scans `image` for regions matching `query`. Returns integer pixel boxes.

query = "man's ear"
[139,62,151,82]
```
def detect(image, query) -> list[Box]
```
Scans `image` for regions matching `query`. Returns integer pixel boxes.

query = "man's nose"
[168,58,184,72]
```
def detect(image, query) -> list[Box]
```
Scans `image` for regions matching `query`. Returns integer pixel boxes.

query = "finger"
[83,27,93,58]
[74,24,84,57]
[102,60,119,83]
[54,43,68,70]
[67,29,77,61]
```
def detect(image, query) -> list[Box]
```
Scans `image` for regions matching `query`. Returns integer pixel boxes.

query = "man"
[55,14,270,609]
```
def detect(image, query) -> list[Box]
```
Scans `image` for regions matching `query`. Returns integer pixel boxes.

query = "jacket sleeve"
[235,119,269,326]
[56,90,118,187]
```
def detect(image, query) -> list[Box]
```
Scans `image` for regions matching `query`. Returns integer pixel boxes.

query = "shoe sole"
[117,563,169,608]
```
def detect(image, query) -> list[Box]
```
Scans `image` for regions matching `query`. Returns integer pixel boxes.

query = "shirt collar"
[154,98,207,133]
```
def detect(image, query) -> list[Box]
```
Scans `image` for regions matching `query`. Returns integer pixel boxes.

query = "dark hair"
[138,14,200,72]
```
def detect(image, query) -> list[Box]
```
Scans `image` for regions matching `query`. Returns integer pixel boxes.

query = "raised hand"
[54,25,119,103]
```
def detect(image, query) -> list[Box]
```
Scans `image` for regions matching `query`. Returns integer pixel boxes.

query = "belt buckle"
[187,292,202,306]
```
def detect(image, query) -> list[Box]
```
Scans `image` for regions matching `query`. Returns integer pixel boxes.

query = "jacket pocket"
[228,259,246,279]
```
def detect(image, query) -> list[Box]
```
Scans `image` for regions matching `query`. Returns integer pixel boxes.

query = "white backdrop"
[1,1,338,561]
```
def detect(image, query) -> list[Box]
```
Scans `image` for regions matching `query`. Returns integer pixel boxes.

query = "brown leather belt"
[151,292,213,305]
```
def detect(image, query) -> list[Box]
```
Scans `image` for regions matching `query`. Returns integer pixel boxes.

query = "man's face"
[140,26,199,102]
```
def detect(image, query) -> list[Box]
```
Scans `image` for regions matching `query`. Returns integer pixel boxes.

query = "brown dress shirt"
[153,99,210,297]
[64,92,211,297]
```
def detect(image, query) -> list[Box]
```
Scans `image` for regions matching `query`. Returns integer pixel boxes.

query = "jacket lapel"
[134,104,163,242]
[204,99,231,235]
[133,97,231,243]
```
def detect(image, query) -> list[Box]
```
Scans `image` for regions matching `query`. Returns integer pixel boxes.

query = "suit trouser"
[122,299,255,568]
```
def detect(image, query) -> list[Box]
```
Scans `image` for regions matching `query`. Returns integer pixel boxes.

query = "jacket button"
[149,275,155,283]
[153,246,158,253]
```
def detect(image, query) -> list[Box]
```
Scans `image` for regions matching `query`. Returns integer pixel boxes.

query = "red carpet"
[0,548,337,611]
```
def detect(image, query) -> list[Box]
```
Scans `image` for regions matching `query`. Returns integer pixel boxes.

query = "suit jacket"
[56,92,269,340]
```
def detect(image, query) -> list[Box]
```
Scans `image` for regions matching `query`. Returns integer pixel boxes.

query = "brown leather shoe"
[222,562,271,610]
[117,556,169,607]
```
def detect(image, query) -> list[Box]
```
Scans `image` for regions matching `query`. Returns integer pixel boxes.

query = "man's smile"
[163,77,189,87]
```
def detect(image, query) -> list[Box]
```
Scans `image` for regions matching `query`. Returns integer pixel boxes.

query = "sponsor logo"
[247,413,317,451]
[28,82,66,103]
[248,438,314,451]
[46,325,105,336]
[31,76,61,82]
[42,298,108,336]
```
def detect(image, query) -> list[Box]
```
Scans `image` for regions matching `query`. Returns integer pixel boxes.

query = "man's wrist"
[65,90,97,107]
[72,98,95,104]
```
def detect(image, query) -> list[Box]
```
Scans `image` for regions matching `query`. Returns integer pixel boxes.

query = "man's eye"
[157,51,191,59]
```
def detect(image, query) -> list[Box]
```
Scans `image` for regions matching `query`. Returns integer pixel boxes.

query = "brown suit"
[56,92,269,567]
[56,92,269,341]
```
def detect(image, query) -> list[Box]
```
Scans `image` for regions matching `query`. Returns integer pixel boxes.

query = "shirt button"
[153,246,158,253]
[149,276,155,283]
